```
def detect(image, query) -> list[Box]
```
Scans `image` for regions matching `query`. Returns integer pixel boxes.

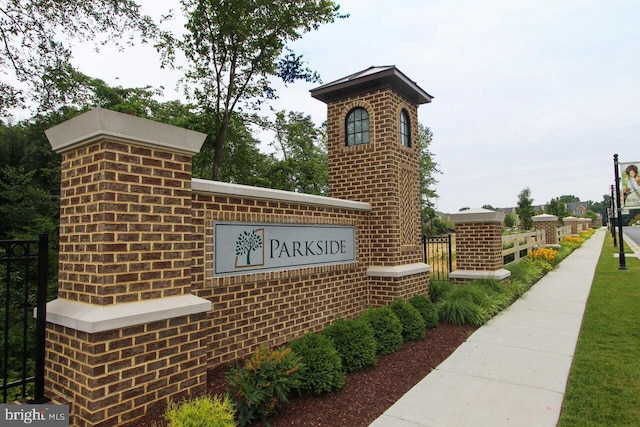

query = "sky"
[66,0,639,213]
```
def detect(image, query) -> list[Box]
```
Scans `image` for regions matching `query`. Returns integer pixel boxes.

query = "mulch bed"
[134,323,476,427]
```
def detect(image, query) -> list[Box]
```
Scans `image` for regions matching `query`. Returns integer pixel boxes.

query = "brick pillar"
[44,108,211,426]
[533,214,560,248]
[449,208,511,284]
[311,67,433,305]
[564,217,579,235]
[578,218,590,231]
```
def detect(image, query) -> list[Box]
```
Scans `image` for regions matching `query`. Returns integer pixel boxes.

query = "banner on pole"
[620,161,640,209]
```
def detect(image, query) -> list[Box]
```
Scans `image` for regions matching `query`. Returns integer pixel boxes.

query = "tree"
[516,187,534,230]
[504,212,517,229]
[557,195,580,203]
[545,197,569,219]
[268,111,328,195]
[482,205,497,211]
[159,0,346,180]
[417,125,440,226]
[0,0,157,114]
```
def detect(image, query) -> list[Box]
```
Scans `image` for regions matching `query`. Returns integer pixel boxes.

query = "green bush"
[165,395,236,427]
[438,296,489,326]
[226,345,301,426]
[322,318,377,372]
[289,333,346,396]
[360,307,404,354]
[506,258,545,284]
[524,257,553,274]
[429,280,453,303]
[408,294,439,329]
[389,298,426,341]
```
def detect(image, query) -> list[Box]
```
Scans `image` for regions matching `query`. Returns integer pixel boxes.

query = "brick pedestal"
[564,217,579,235]
[449,208,511,284]
[533,214,560,248]
[45,109,211,426]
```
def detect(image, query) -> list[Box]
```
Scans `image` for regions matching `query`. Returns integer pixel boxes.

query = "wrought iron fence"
[1,234,49,403]
[422,234,453,281]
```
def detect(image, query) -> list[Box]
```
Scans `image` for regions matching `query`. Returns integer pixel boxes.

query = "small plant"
[360,307,404,354]
[524,257,553,273]
[438,296,489,326]
[322,317,377,372]
[289,333,346,396]
[562,236,584,250]
[408,294,439,329]
[226,345,301,426]
[165,395,237,427]
[530,247,558,262]
[429,280,453,303]
[389,298,426,341]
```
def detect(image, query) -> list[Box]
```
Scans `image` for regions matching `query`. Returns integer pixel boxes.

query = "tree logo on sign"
[235,229,264,267]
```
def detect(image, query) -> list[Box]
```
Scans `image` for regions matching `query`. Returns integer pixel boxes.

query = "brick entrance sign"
[44,67,434,426]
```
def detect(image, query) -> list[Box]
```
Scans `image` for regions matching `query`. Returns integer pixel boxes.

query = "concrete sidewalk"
[370,229,606,427]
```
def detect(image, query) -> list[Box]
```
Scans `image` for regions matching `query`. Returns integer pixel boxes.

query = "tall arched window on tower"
[400,109,411,148]
[345,107,370,146]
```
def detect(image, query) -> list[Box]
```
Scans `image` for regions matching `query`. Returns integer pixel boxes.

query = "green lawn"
[558,233,640,426]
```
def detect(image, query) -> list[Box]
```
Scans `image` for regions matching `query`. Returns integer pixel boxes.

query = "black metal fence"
[422,234,453,281]
[1,234,49,403]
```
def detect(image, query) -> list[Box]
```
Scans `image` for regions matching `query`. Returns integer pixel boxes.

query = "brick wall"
[46,313,209,426]
[191,188,373,366]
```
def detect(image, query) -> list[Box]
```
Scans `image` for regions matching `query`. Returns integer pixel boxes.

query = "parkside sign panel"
[214,222,356,276]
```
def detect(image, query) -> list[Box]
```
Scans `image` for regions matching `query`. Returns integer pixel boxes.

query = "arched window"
[400,109,411,148]
[345,107,370,146]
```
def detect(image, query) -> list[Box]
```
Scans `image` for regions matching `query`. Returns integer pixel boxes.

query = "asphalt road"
[623,226,640,246]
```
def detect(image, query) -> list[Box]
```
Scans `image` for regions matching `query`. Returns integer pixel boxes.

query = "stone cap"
[45,108,207,154]
[563,217,579,222]
[533,214,558,222]
[450,208,505,224]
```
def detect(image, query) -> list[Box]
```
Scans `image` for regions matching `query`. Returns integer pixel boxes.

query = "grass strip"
[558,233,640,426]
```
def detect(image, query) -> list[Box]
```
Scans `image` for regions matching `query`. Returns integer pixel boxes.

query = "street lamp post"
[613,154,626,270]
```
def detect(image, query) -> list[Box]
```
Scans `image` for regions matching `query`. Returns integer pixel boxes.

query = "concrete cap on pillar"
[45,107,207,154]
[563,217,579,222]
[450,208,505,224]
[533,214,558,222]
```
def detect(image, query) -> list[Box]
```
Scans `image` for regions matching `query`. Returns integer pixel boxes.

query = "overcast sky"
[70,0,639,213]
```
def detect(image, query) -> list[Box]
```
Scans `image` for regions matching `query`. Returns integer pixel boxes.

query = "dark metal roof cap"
[310,66,433,105]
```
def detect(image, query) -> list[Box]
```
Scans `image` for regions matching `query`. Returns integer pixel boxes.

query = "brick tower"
[311,66,433,304]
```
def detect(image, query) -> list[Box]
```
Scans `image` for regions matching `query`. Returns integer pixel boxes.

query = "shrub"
[438,296,489,326]
[389,298,426,341]
[506,258,545,284]
[562,236,584,250]
[360,307,403,354]
[289,333,345,396]
[430,280,453,303]
[322,318,377,372]
[524,257,553,274]
[165,395,236,427]
[226,345,301,426]
[408,294,439,329]
[473,279,511,311]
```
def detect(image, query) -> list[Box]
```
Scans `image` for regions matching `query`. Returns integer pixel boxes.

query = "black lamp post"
[613,154,626,270]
